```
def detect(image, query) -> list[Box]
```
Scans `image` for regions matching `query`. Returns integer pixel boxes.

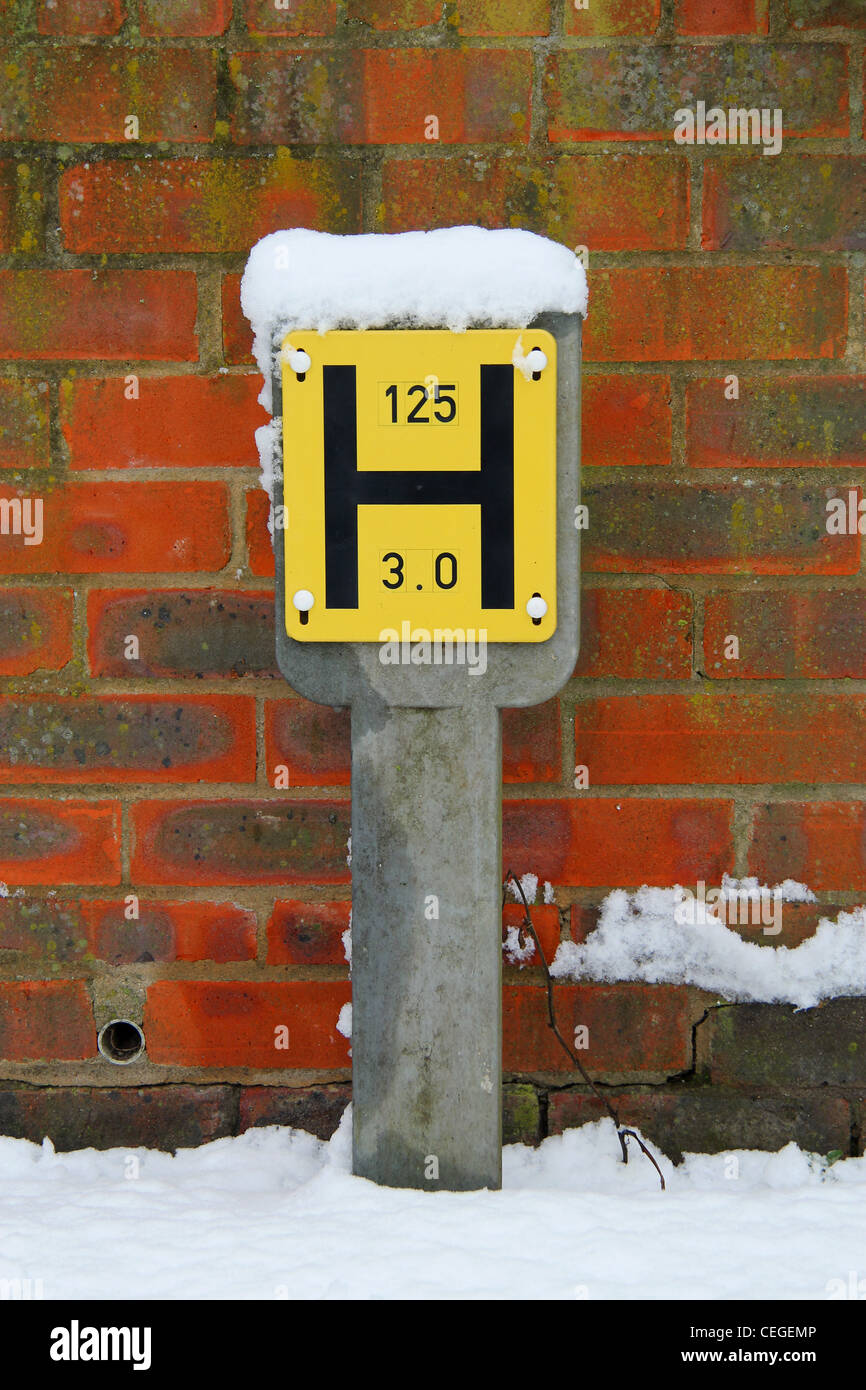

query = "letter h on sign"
[323,364,514,610]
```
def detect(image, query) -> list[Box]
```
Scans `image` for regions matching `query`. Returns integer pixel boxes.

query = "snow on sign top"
[241,227,587,390]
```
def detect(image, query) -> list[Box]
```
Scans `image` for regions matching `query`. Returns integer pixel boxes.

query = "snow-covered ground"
[1,1114,862,1301]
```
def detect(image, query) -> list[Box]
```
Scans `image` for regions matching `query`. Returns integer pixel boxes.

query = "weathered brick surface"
[575,588,692,680]
[381,155,689,250]
[0,482,230,576]
[140,0,232,35]
[583,481,858,575]
[0,379,49,467]
[0,694,255,783]
[0,896,257,964]
[0,798,121,885]
[0,1084,236,1149]
[88,590,278,679]
[244,0,337,34]
[144,980,352,1069]
[749,803,866,891]
[131,799,352,885]
[229,49,532,145]
[0,588,72,675]
[0,271,198,361]
[36,0,126,35]
[687,377,866,469]
[246,488,275,576]
[549,1088,849,1161]
[547,46,847,142]
[503,798,734,886]
[0,158,45,255]
[61,375,265,469]
[675,0,768,34]
[703,999,866,1087]
[704,157,866,253]
[0,48,216,143]
[0,981,93,1060]
[575,692,866,785]
[584,268,847,362]
[704,590,866,679]
[583,375,672,466]
[61,156,361,254]
[239,1083,351,1138]
[503,983,692,1077]
[566,0,660,35]
[785,0,866,27]
[267,900,352,966]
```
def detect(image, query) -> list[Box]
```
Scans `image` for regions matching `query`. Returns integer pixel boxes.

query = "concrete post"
[350,701,502,1190]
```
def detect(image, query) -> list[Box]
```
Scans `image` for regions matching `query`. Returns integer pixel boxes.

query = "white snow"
[241,227,587,416]
[1,1115,862,1300]
[336,1002,352,1040]
[551,883,866,1009]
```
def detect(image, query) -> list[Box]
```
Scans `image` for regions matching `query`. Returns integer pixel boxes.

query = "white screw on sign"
[285,348,311,375]
[526,595,548,620]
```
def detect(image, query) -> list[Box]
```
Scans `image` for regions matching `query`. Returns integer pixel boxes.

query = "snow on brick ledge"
[241,226,588,410]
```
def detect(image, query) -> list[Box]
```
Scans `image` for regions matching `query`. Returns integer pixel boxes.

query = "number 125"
[384,383,457,424]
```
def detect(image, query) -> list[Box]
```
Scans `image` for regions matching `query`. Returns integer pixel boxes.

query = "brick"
[502,702,560,782]
[584,268,847,363]
[266,702,350,787]
[0,47,215,143]
[547,47,848,143]
[61,374,265,470]
[246,487,274,576]
[584,374,672,465]
[0,271,197,362]
[549,1088,850,1162]
[0,981,92,1061]
[144,980,352,1068]
[0,1085,236,1150]
[0,379,49,467]
[0,481,230,576]
[786,0,866,27]
[503,983,691,1077]
[456,0,549,34]
[36,0,126,33]
[61,154,360,254]
[565,0,660,35]
[0,797,120,884]
[349,0,443,25]
[503,797,734,887]
[244,0,337,34]
[575,691,866,785]
[704,998,866,1085]
[503,1084,542,1144]
[0,695,255,784]
[0,896,257,963]
[704,158,866,254]
[0,588,72,676]
[705,590,866,679]
[575,588,692,680]
[0,158,45,255]
[264,698,561,784]
[749,802,866,891]
[267,899,351,965]
[381,155,689,251]
[131,799,351,886]
[229,49,532,145]
[502,902,560,964]
[583,480,859,575]
[675,0,768,33]
[88,590,277,680]
[223,274,253,366]
[239,1083,351,1139]
[140,0,231,35]
[89,900,257,964]
[687,377,866,468]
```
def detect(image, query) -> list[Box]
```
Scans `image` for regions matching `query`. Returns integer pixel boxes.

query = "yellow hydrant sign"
[280,328,557,643]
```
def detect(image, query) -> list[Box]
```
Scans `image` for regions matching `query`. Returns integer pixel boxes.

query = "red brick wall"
[0,0,864,1158]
